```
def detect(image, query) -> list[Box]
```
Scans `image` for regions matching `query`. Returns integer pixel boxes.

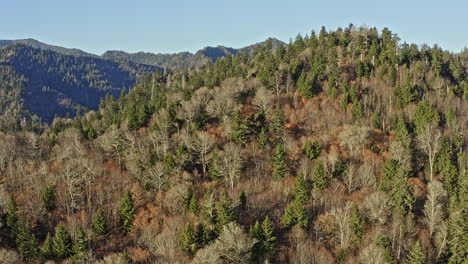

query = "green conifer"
[273,144,287,180]
[16,218,38,261]
[41,232,54,260]
[42,184,57,211]
[406,240,425,264]
[53,223,72,260]
[93,209,108,236]
[119,190,136,234]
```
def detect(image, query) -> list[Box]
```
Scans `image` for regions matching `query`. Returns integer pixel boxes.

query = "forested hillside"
[102,38,285,71]
[0,25,467,264]
[0,44,158,126]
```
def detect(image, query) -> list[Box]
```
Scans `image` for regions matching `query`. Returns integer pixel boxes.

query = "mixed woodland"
[0,25,467,263]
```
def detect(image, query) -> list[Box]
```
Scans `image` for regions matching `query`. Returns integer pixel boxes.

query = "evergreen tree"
[273,144,287,180]
[218,190,236,227]
[352,99,364,119]
[292,175,311,204]
[350,206,365,243]
[406,240,425,264]
[257,127,268,150]
[16,218,38,261]
[208,147,222,181]
[381,159,400,192]
[261,216,277,258]
[281,199,309,229]
[41,232,54,260]
[119,190,136,234]
[391,174,415,214]
[93,209,108,236]
[269,105,285,144]
[313,162,328,189]
[448,208,468,264]
[72,227,88,262]
[297,71,315,99]
[414,100,440,135]
[304,140,321,160]
[53,224,72,260]
[42,184,57,211]
[188,195,198,214]
[179,223,196,255]
[336,248,347,264]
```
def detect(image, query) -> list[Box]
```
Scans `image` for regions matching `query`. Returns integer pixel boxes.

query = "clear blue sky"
[1,0,466,55]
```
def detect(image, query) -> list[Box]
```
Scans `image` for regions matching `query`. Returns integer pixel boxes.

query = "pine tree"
[447,208,468,264]
[261,216,276,258]
[352,99,364,119]
[293,175,311,204]
[381,159,400,192]
[16,218,38,261]
[53,223,72,260]
[41,232,54,260]
[269,105,285,144]
[194,222,206,247]
[218,190,236,227]
[188,195,198,214]
[119,190,136,234]
[304,140,321,160]
[414,100,440,135]
[406,240,425,264]
[273,144,287,180]
[72,227,88,262]
[391,174,415,214]
[179,223,196,255]
[42,184,56,211]
[313,162,328,190]
[257,127,268,150]
[93,209,108,236]
[350,206,365,243]
[282,199,309,229]
[297,71,315,99]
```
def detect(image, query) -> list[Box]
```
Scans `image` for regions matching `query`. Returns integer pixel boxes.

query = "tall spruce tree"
[41,232,54,260]
[119,190,136,234]
[313,162,328,189]
[16,218,38,261]
[273,144,287,180]
[406,240,425,264]
[179,223,196,255]
[218,190,236,227]
[42,184,57,211]
[53,224,72,260]
[93,209,108,236]
[72,227,88,262]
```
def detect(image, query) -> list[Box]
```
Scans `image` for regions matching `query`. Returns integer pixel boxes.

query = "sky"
[1,0,467,55]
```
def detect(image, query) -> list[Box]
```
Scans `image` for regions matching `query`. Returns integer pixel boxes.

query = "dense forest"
[0,43,158,127]
[0,25,467,263]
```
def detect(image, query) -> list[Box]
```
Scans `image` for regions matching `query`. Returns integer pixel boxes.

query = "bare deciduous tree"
[339,125,370,156]
[193,222,256,264]
[191,131,215,177]
[363,191,391,225]
[418,123,442,181]
[424,180,446,238]
[222,142,243,190]
[359,243,386,264]
[329,201,353,249]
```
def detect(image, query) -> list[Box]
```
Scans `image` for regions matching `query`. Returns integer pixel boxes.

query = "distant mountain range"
[0,38,285,127]
[101,37,285,71]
